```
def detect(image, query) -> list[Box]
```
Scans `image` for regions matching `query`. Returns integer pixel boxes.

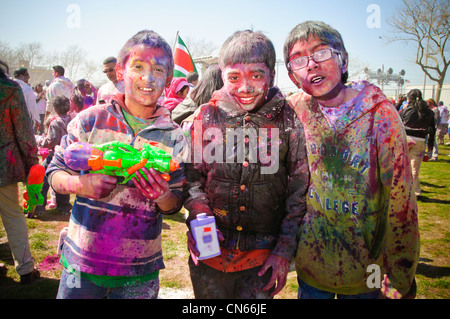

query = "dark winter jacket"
[184,87,309,261]
[400,104,436,150]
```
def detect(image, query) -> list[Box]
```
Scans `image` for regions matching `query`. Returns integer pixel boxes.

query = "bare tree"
[182,36,219,59]
[0,41,19,70]
[43,45,99,83]
[387,0,449,102]
[16,42,44,68]
[347,55,368,82]
[58,45,87,81]
[0,41,104,88]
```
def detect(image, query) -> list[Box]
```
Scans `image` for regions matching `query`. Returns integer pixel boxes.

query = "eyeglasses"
[103,68,115,73]
[288,48,340,70]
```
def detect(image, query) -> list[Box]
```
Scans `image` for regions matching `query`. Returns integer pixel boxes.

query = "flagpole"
[173,31,179,53]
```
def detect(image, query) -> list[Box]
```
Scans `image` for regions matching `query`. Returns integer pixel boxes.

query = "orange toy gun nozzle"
[170,159,180,172]
[127,158,148,175]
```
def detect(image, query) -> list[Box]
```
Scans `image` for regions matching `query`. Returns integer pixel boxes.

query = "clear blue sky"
[1,0,444,92]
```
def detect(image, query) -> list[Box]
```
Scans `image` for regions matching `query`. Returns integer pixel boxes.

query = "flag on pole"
[173,33,198,78]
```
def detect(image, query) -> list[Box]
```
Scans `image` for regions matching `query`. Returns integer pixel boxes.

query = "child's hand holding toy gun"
[63,141,180,203]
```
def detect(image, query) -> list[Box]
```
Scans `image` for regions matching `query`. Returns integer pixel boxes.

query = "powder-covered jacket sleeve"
[184,109,214,226]
[0,82,39,186]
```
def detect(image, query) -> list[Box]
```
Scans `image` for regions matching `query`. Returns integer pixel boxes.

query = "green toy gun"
[63,141,180,184]
[23,164,46,218]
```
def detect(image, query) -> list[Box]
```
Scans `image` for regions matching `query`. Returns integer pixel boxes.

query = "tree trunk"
[434,79,443,103]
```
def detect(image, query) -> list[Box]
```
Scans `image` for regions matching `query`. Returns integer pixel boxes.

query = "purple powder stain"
[64,142,94,170]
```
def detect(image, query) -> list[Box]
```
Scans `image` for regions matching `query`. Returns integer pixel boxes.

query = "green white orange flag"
[173,34,198,78]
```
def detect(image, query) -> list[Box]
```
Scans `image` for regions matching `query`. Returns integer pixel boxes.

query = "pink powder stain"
[39,254,62,271]
[6,149,16,165]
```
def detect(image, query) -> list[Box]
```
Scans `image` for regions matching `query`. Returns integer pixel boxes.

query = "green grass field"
[1,142,449,299]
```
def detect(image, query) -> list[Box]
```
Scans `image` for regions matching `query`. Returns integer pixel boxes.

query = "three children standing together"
[47,21,419,299]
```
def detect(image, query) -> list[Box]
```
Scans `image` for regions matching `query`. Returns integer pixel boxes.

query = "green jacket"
[289,81,419,296]
[0,77,39,187]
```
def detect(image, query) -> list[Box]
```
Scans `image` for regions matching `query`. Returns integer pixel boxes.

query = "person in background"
[13,67,41,133]
[97,56,125,104]
[436,101,449,145]
[395,94,407,112]
[34,83,47,135]
[162,77,190,112]
[171,64,223,125]
[43,79,51,91]
[35,95,73,215]
[186,71,199,88]
[0,60,41,284]
[45,65,74,121]
[401,89,436,198]
[447,104,450,147]
[72,79,97,111]
[185,30,309,299]
[426,99,439,161]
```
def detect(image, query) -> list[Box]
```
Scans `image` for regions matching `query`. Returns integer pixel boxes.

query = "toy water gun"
[63,141,180,184]
[23,164,46,218]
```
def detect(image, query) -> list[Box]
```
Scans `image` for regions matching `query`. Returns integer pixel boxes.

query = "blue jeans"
[297,278,380,299]
[57,268,159,299]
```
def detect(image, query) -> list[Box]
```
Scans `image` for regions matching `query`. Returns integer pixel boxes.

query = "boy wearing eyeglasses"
[284,21,419,299]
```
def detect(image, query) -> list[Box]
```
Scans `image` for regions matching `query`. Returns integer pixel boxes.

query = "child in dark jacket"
[35,95,72,214]
[185,30,309,299]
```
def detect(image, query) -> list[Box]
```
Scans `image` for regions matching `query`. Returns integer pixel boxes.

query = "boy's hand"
[187,228,224,266]
[381,274,416,299]
[132,168,178,212]
[132,167,170,200]
[78,174,117,199]
[187,230,200,266]
[258,254,290,297]
[51,171,117,199]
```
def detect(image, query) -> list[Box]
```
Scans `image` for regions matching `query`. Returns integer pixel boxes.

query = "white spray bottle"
[190,213,221,260]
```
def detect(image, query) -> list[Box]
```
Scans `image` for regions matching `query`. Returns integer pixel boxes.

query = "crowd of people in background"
[0,21,448,299]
